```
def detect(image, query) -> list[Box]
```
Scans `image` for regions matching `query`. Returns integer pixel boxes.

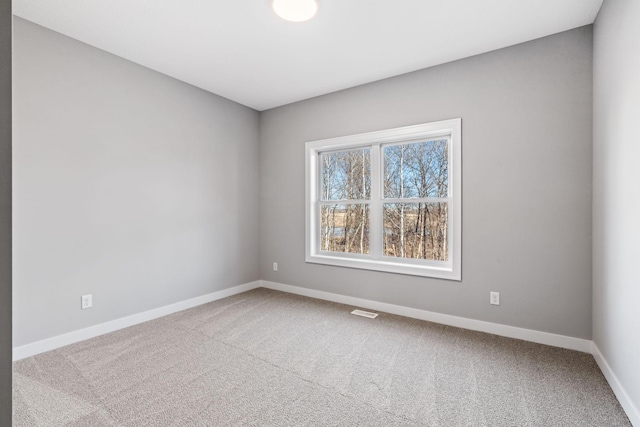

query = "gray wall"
[593,0,640,414]
[0,0,11,423]
[12,18,260,347]
[260,27,593,339]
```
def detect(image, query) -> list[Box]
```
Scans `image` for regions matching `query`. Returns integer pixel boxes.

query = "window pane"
[321,204,370,254]
[383,140,448,199]
[383,202,448,261]
[321,149,370,200]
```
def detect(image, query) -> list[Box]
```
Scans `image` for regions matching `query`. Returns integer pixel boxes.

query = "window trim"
[305,118,461,281]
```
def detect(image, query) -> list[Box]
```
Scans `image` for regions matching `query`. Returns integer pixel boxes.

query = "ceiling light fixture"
[272,0,318,22]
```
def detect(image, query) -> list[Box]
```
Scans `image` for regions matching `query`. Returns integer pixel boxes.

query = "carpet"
[13,288,631,426]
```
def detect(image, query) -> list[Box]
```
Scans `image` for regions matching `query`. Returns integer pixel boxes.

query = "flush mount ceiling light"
[272,0,318,22]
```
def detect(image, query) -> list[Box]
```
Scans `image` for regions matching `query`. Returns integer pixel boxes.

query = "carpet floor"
[13,288,631,426]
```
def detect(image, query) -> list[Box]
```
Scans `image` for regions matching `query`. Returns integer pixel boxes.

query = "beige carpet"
[13,288,630,426]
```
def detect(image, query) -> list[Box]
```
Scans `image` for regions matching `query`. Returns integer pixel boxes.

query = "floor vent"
[351,309,378,319]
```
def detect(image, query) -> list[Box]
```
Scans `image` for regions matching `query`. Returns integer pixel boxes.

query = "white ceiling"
[13,0,603,111]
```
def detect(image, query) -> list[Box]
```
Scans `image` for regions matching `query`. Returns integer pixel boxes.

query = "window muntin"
[305,119,461,280]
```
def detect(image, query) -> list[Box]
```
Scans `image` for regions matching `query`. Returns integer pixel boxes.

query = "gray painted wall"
[260,27,593,339]
[12,18,260,347]
[0,0,11,423]
[593,0,640,414]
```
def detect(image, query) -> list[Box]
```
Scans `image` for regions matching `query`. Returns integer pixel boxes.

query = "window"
[305,119,461,280]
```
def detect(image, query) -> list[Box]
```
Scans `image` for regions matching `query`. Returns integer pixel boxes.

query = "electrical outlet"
[273,262,278,272]
[490,291,500,306]
[81,294,92,310]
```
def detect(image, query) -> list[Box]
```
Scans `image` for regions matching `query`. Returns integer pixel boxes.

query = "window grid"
[306,119,461,280]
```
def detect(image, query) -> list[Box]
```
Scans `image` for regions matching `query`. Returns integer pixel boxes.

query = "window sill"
[306,253,461,281]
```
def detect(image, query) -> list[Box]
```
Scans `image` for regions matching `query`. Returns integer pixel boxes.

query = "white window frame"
[305,118,461,281]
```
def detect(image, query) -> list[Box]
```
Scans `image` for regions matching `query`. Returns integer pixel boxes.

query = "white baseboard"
[592,343,640,426]
[12,281,262,361]
[11,279,592,357]
[13,279,637,425]
[260,280,593,353]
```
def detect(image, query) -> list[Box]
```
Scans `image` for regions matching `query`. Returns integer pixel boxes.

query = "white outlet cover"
[490,292,500,305]
[81,294,92,309]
